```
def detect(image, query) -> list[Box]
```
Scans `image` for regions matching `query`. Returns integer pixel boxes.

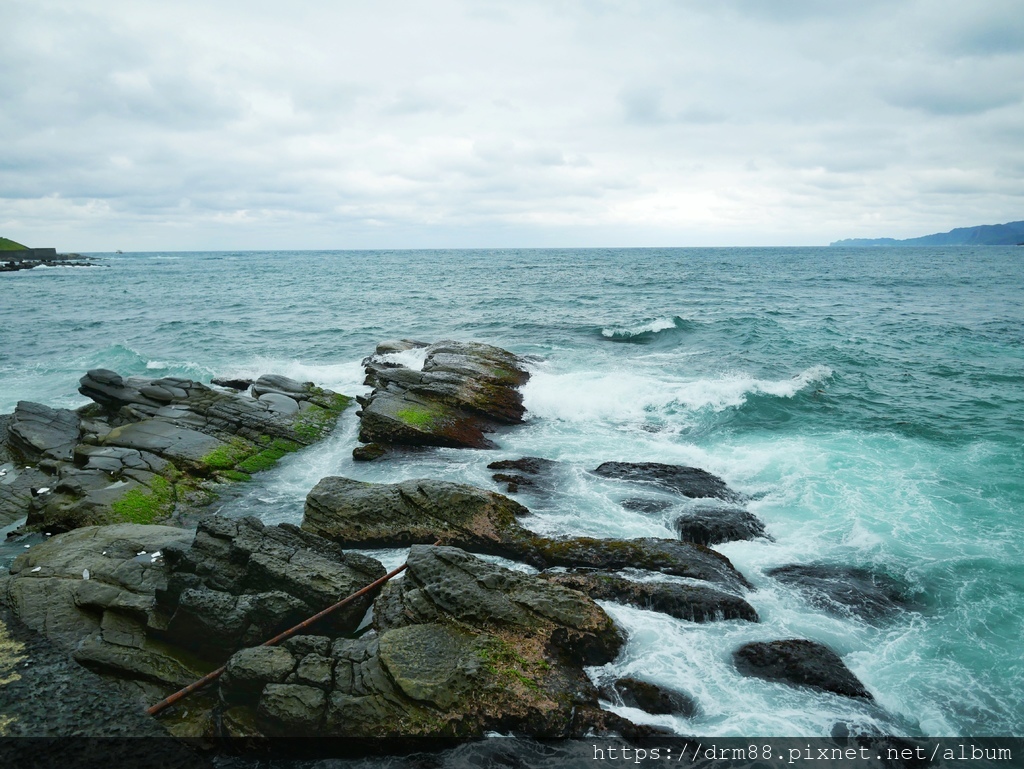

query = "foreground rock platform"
[354,340,530,454]
[0,370,352,531]
[220,544,629,747]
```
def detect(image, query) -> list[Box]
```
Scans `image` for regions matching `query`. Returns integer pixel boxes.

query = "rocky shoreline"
[0,340,912,755]
[0,252,102,272]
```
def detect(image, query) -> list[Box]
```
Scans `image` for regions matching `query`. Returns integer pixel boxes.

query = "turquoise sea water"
[1,247,1022,737]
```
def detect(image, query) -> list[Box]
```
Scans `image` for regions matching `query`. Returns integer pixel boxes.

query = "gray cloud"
[1,0,1022,249]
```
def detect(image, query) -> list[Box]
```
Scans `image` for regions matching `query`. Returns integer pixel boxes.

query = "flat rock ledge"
[304,476,752,592]
[0,369,352,531]
[732,639,873,700]
[540,571,758,624]
[353,340,530,454]
[593,461,744,502]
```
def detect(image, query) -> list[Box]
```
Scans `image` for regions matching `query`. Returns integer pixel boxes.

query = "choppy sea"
[1,247,1022,740]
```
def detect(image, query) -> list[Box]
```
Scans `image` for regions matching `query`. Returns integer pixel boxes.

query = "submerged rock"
[732,639,873,700]
[593,462,742,502]
[304,476,751,591]
[674,507,770,546]
[223,545,627,746]
[354,340,530,453]
[601,677,698,717]
[487,456,559,494]
[539,571,758,623]
[766,564,913,621]
[0,370,352,530]
[619,498,675,514]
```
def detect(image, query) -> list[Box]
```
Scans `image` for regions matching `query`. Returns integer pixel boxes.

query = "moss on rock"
[109,476,175,524]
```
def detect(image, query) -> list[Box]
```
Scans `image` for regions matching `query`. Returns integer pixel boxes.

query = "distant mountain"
[831,220,1024,247]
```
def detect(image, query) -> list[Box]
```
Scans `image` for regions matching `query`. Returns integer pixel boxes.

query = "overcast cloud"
[1,0,1022,249]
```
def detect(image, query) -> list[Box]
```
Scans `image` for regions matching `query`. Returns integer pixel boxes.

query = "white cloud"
[1,0,1022,249]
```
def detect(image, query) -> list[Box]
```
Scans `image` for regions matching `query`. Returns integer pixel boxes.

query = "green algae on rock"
[0,371,352,532]
[354,340,530,453]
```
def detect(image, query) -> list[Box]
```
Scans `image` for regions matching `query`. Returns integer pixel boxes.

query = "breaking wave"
[600,316,693,343]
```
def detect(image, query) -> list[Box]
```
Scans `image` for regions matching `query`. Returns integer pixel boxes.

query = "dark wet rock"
[221,646,298,702]
[223,544,628,746]
[354,340,530,453]
[0,369,352,531]
[8,401,81,463]
[0,516,385,694]
[0,462,52,530]
[593,462,741,502]
[487,456,558,494]
[0,524,194,643]
[304,477,751,591]
[540,571,758,623]
[0,605,189,742]
[766,564,913,621]
[601,677,698,717]
[536,537,751,591]
[620,498,675,514]
[674,507,770,546]
[211,377,253,391]
[351,442,388,462]
[158,515,386,660]
[733,639,873,700]
[304,476,531,550]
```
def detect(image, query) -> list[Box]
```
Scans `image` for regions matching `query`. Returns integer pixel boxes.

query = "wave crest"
[600,316,691,343]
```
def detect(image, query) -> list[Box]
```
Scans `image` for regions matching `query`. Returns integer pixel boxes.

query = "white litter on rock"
[137,551,146,556]
[151,551,162,558]
[37,487,51,494]
[23,544,30,548]
[31,566,41,573]
[82,569,90,580]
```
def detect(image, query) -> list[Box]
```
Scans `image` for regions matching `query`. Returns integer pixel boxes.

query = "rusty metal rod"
[147,558,412,717]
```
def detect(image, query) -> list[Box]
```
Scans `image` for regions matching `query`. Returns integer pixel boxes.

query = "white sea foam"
[521,364,832,423]
[216,357,368,395]
[377,346,428,371]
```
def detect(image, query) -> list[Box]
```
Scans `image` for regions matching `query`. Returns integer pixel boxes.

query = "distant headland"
[831,220,1024,247]
[0,236,100,271]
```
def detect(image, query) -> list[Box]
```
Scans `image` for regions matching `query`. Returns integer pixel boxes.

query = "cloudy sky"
[2,0,1023,250]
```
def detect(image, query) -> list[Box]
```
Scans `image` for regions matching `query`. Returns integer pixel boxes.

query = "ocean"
[1,247,1022,739]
